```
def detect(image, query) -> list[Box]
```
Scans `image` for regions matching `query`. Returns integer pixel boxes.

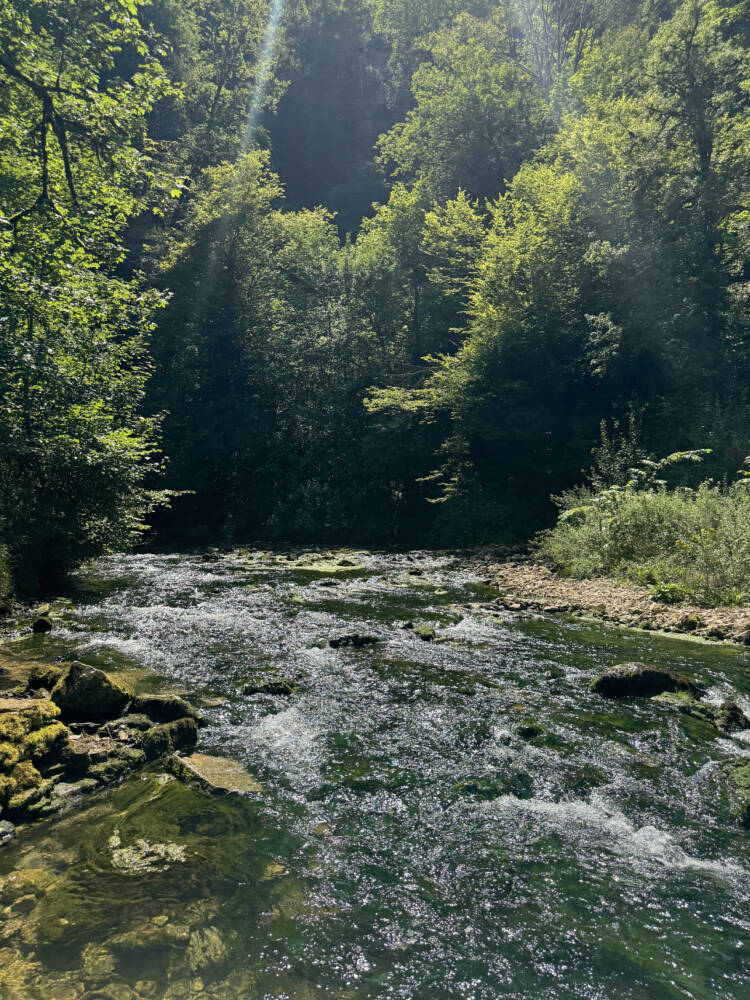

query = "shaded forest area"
[1,0,748,592]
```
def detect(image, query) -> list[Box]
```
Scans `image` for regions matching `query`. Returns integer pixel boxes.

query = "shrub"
[536,466,750,607]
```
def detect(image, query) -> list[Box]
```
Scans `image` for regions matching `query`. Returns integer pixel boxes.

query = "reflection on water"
[1,550,749,999]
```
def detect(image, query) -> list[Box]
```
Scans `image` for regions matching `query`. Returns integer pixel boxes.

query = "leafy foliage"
[0,0,173,590]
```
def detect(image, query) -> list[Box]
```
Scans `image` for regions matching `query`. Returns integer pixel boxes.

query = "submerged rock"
[411,625,437,642]
[654,693,750,735]
[243,677,297,697]
[329,634,381,649]
[725,760,750,827]
[591,662,701,699]
[108,829,187,874]
[51,662,133,721]
[31,618,53,635]
[187,926,228,972]
[452,767,534,802]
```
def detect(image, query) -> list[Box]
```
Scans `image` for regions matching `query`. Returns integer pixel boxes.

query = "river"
[1,550,748,999]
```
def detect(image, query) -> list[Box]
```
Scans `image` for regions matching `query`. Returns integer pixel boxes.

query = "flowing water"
[1,550,749,1000]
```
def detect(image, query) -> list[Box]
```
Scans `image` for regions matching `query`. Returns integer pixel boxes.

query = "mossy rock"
[88,748,146,784]
[142,718,198,762]
[591,662,702,699]
[7,777,55,817]
[243,677,297,697]
[28,663,65,691]
[451,768,534,802]
[0,741,20,770]
[10,759,43,791]
[130,694,205,727]
[412,625,437,642]
[51,662,133,722]
[0,714,27,744]
[725,760,750,827]
[653,692,750,735]
[23,721,69,761]
[21,699,62,730]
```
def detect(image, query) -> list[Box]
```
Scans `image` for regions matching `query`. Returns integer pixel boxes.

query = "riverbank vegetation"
[1,0,749,594]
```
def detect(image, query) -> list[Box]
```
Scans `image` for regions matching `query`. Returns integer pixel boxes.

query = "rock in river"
[51,662,133,721]
[591,662,702,699]
[168,753,262,796]
[329,634,381,649]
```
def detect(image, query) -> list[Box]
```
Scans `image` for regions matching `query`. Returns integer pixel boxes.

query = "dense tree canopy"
[0,0,748,589]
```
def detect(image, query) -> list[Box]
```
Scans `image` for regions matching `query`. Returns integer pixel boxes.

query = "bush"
[536,479,750,607]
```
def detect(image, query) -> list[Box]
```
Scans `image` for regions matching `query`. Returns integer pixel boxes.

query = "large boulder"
[591,662,701,699]
[51,662,133,721]
[130,693,205,727]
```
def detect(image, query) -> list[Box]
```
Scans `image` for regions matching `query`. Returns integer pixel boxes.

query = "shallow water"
[1,550,749,1000]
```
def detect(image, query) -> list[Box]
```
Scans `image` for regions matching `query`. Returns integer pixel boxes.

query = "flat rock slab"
[0,697,42,713]
[176,753,262,795]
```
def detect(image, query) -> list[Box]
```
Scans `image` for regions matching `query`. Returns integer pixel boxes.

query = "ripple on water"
[1,549,749,1000]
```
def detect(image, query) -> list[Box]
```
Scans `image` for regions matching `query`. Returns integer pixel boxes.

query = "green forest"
[1,0,749,596]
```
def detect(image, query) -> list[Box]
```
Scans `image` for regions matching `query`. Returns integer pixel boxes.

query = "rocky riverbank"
[0,648,204,843]
[474,556,750,645]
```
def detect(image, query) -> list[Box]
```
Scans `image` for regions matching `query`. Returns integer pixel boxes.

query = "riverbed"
[1,550,749,999]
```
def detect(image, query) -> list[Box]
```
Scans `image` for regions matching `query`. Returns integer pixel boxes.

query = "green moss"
[23,721,69,760]
[0,741,20,769]
[21,700,61,731]
[10,760,43,791]
[0,773,15,806]
[28,663,66,691]
[142,718,198,762]
[0,714,28,743]
[726,760,750,827]
[412,625,437,642]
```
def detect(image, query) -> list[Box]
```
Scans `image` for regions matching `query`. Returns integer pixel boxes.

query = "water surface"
[1,550,748,999]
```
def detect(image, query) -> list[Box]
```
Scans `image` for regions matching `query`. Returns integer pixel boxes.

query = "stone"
[51,662,133,721]
[0,741,21,769]
[654,693,750,735]
[412,625,437,642]
[88,748,146,783]
[23,721,69,761]
[725,760,750,827]
[130,694,205,727]
[0,868,55,904]
[52,778,99,799]
[243,677,297,697]
[329,634,381,649]
[187,926,227,972]
[0,819,15,843]
[516,724,544,741]
[108,830,187,874]
[142,718,198,762]
[31,618,53,634]
[590,662,702,699]
[28,664,65,691]
[169,753,262,796]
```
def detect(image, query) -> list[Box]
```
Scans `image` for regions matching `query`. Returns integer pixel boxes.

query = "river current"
[1,550,749,999]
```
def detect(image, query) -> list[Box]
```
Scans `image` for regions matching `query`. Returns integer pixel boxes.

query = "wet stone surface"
[0,549,749,999]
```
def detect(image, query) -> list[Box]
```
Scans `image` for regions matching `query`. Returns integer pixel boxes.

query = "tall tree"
[0,0,173,589]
